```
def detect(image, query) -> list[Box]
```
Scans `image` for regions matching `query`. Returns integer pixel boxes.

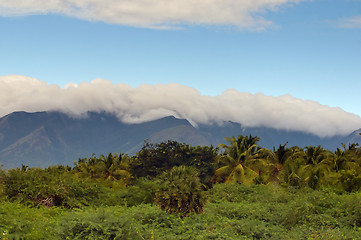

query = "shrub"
[0,200,59,239]
[3,168,105,208]
[339,170,361,192]
[57,205,172,240]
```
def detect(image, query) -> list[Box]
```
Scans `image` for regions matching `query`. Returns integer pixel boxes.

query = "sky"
[0,0,360,137]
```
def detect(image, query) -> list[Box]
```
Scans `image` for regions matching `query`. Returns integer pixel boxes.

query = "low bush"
[3,168,106,208]
[0,200,60,240]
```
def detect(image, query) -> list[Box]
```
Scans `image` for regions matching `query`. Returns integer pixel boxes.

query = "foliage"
[3,167,105,208]
[105,177,158,207]
[1,137,361,238]
[1,183,361,239]
[0,201,60,239]
[0,167,5,198]
[130,141,217,183]
[215,135,270,184]
[154,165,208,216]
[339,169,361,192]
[73,153,132,185]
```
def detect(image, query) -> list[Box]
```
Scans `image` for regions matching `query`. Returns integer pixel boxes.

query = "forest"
[1,135,361,239]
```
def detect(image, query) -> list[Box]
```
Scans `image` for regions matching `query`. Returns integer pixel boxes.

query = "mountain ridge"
[0,111,360,168]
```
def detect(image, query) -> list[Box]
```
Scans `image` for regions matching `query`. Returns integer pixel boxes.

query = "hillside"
[0,111,360,168]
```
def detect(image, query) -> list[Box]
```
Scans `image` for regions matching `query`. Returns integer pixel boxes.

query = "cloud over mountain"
[1,75,360,138]
[0,0,305,30]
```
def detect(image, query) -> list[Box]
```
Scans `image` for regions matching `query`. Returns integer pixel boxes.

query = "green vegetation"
[1,137,361,239]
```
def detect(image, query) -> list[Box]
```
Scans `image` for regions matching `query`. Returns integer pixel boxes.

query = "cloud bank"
[0,0,305,30]
[1,75,361,138]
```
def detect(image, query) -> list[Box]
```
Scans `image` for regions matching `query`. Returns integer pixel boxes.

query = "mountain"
[338,128,361,147]
[0,111,359,168]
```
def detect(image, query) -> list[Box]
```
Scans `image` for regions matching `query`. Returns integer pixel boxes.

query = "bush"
[0,167,5,198]
[0,200,60,239]
[57,204,174,240]
[339,170,361,192]
[209,183,290,204]
[4,168,105,208]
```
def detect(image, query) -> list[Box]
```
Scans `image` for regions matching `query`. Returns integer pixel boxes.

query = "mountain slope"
[0,111,202,168]
[0,111,359,168]
[339,129,361,148]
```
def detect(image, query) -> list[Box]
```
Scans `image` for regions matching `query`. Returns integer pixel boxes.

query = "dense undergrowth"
[1,135,361,239]
[1,184,361,239]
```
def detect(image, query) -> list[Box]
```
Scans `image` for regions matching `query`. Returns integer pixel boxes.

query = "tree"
[186,145,218,186]
[281,145,332,189]
[73,153,132,186]
[215,135,265,184]
[280,146,306,187]
[259,143,292,183]
[322,144,359,173]
[154,166,207,216]
[303,146,330,165]
[130,140,189,178]
[130,140,218,184]
[99,153,132,183]
[323,143,361,191]
[73,154,102,179]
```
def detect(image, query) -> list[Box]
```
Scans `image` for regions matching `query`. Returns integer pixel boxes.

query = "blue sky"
[0,0,360,119]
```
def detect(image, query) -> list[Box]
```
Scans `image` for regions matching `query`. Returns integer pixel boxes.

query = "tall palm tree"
[100,153,132,183]
[320,143,361,190]
[73,154,102,179]
[284,145,332,189]
[215,135,264,184]
[327,144,360,172]
[282,157,306,187]
[303,146,330,165]
[73,153,132,185]
[259,143,292,183]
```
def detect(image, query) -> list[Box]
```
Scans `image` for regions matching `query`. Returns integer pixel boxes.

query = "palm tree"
[327,144,360,172]
[282,157,306,187]
[280,146,311,187]
[73,153,132,185]
[303,146,330,165]
[322,143,361,190]
[154,165,207,216]
[215,135,264,184]
[284,145,332,189]
[259,143,292,183]
[73,154,102,179]
[99,153,132,184]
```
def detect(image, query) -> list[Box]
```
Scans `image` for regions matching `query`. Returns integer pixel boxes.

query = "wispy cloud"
[336,15,361,29]
[1,75,360,137]
[0,0,305,30]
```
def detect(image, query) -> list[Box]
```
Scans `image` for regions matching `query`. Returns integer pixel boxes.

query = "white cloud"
[0,0,305,30]
[1,75,361,137]
[337,15,361,29]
